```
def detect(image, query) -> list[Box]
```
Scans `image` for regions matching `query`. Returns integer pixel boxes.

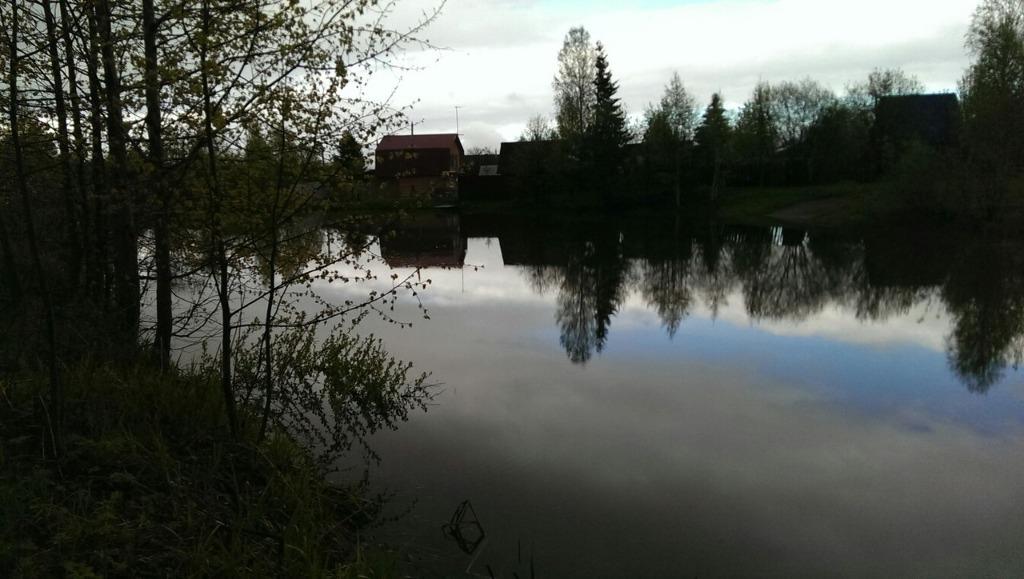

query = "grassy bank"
[717,179,1024,231]
[456,183,882,227]
[715,182,885,227]
[0,363,396,578]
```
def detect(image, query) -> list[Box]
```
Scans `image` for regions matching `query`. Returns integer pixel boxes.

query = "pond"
[318,211,1024,578]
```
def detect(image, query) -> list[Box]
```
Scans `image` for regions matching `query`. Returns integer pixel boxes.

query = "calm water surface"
[321,213,1024,578]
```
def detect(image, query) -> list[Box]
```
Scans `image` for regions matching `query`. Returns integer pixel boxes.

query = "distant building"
[873,94,960,165]
[494,140,571,201]
[462,153,501,176]
[374,134,464,200]
[375,134,464,178]
[498,140,563,177]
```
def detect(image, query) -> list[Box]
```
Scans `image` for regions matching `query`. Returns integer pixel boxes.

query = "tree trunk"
[257,223,277,442]
[200,0,239,437]
[674,145,682,210]
[143,0,172,370]
[41,0,82,283]
[58,0,93,290]
[95,0,140,340]
[258,120,287,442]
[0,213,20,301]
[710,148,722,202]
[85,4,110,302]
[8,0,63,454]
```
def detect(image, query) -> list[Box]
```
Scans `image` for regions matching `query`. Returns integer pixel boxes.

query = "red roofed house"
[374,134,464,200]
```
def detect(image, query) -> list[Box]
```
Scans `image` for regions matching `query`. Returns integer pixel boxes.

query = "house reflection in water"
[379,212,466,270]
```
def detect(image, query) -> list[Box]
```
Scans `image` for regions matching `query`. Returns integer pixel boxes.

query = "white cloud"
[356,0,977,149]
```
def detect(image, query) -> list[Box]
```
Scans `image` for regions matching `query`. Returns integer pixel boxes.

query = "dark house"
[374,134,464,200]
[872,94,960,171]
[498,140,564,177]
[375,133,464,179]
[495,140,569,176]
[458,153,503,202]
[496,140,569,201]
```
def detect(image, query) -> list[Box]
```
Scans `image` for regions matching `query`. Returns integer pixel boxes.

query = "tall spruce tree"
[643,72,698,204]
[694,93,733,196]
[587,42,629,190]
[733,82,779,185]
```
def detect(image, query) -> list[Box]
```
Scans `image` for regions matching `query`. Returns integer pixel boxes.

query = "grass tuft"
[0,362,398,578]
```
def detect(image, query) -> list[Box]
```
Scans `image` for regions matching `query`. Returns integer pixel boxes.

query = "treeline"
[640,71,919,196]
[0,0,441,439]
[512,0,1024,213]
[0,0,441,573]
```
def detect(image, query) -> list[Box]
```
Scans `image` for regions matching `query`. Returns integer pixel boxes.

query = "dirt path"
[768,195,867,227]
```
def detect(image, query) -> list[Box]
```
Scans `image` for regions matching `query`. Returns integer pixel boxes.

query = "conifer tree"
[587,42,629,188]
[733,82,778,185]
[642,72,698,204]
[694,93,733,196]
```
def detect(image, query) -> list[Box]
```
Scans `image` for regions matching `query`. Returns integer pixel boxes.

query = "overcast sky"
[363,0,980,151]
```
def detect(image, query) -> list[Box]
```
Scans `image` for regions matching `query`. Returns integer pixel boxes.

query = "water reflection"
[377,212,1024,392]
[942,242,1024,392]
[379,212,466,269]
[312,211,1024,577]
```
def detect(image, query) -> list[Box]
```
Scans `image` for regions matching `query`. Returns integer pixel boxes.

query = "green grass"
[715,175,1024,230]
[716,182,882,225]
[459,182,888,227]
[0,363,398,578]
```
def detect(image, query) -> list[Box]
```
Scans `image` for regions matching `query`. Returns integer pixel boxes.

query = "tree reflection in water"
[555,224,629,364]
[474,214,1024,392]
[942,242,1024,392]
[372,211,1024,393]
